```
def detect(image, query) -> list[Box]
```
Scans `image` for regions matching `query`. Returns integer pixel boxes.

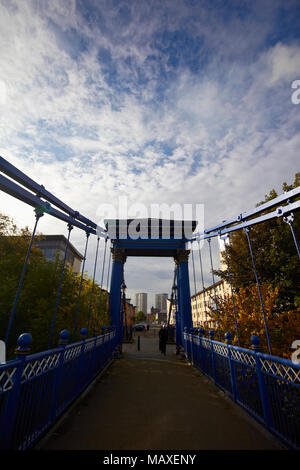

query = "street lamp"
[121,281,128,340]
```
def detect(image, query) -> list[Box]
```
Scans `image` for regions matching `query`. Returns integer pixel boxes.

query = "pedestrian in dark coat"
[159,325,168,355]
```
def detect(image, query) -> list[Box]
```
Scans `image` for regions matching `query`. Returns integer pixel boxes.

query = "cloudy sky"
[0,0,299,309]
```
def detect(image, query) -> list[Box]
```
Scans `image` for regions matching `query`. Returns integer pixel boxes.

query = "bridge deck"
[38,328,283,450]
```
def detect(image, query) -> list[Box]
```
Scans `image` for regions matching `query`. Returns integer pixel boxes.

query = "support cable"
[48,223,73,349]
[87,236,100,332]
[97,236,108,330]
[197,240,208,333]
[208,238,221,340]
[191,244,199,327]
[222,235,240,346]
[5,207,44,344]
[71,231,90,341]
[244,227,272,355]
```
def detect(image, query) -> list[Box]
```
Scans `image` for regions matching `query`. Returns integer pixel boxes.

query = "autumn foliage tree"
[0,212,110,359]
[211,173,300,358]
[208,284,300,358]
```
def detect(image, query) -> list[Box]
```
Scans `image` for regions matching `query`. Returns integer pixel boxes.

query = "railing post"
[209,330,217,382]
[190,328,195,365]
[101,326,106,370]
[76,328,88,394]
[184,327,188,359]
[251,335,273,429]
[49,329,69,425]
[225,332,237,401]
[198,328,205,371]
[2,333,31,449]
[91,334,98,380]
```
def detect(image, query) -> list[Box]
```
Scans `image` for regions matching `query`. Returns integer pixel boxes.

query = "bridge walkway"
[37,327,283,450]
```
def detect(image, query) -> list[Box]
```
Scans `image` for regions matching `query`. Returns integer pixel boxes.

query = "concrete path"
[38,327,283,450]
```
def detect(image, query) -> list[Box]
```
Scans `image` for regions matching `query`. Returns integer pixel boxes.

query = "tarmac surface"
[38,327,284,450]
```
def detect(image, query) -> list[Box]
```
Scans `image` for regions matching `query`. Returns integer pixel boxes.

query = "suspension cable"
[197,240,208,334]
[71,231,90,341]
[5,206,44,344]
[208,238,221,340]
[191,243,199,327]
[222,235,240,346]
[87,236,100,333]
[48,223,73,349]
[244,227,272,355]
[97,236,108,330]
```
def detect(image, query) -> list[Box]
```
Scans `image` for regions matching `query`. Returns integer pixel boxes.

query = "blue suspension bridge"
[0,156,299,450]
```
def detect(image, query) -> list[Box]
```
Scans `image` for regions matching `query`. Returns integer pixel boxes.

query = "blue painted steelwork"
[0,328,117,450]
[177,255,193,337]
[184,330,300,449]
[192,201,300,242]
[0,173,99,235]
[201,186,300,235]
[284,213,300,261]
[1,156,299,450]
[107,219,196,347]
[0,156,97,230]
[109,251,125,341]
[72,232,90,341]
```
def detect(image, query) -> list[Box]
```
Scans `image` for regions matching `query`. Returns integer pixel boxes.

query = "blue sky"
[0,0,299,308]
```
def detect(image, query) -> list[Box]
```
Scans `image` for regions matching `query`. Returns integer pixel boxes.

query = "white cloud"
[269,43,300,85]
[0,0,299,300]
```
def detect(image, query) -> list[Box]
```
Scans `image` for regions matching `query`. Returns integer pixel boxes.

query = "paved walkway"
[38,327,283,450]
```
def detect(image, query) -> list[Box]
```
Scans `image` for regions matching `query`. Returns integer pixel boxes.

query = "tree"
[0,212,110,359]
[215,173,300,312]
[136,311,146,323]
[208,284,300,358]
[209,173,300,358]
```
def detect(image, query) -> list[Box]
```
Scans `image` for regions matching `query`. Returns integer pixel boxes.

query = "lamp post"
[121,280,128,341]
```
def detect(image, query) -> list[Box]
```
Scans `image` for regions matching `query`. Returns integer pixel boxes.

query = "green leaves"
[215,172,300,312]
[0,212,110,359]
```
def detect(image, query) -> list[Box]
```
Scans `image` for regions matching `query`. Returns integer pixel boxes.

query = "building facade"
[166,298,176,325]
[190,236,231,329]
[135,293,148,315]
[123,298,136,327]
[34,234,83,274]
[155,293,168,314]
[191,279,231,329]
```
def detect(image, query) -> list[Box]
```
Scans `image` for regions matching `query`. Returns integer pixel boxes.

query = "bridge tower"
[106,218,197,348]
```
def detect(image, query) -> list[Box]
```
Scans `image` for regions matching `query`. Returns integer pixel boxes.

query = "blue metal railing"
[184,330,300,449]
[0,328,118,450]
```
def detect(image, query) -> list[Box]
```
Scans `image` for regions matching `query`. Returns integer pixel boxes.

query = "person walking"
[159,325,168,355]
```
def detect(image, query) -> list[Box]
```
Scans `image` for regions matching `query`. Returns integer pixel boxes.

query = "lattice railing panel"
[22,354,60,382]
[0,367,17,392]
[260,358,300,384]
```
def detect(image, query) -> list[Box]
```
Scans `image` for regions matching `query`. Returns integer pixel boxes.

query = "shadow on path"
[38,327,283,450]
